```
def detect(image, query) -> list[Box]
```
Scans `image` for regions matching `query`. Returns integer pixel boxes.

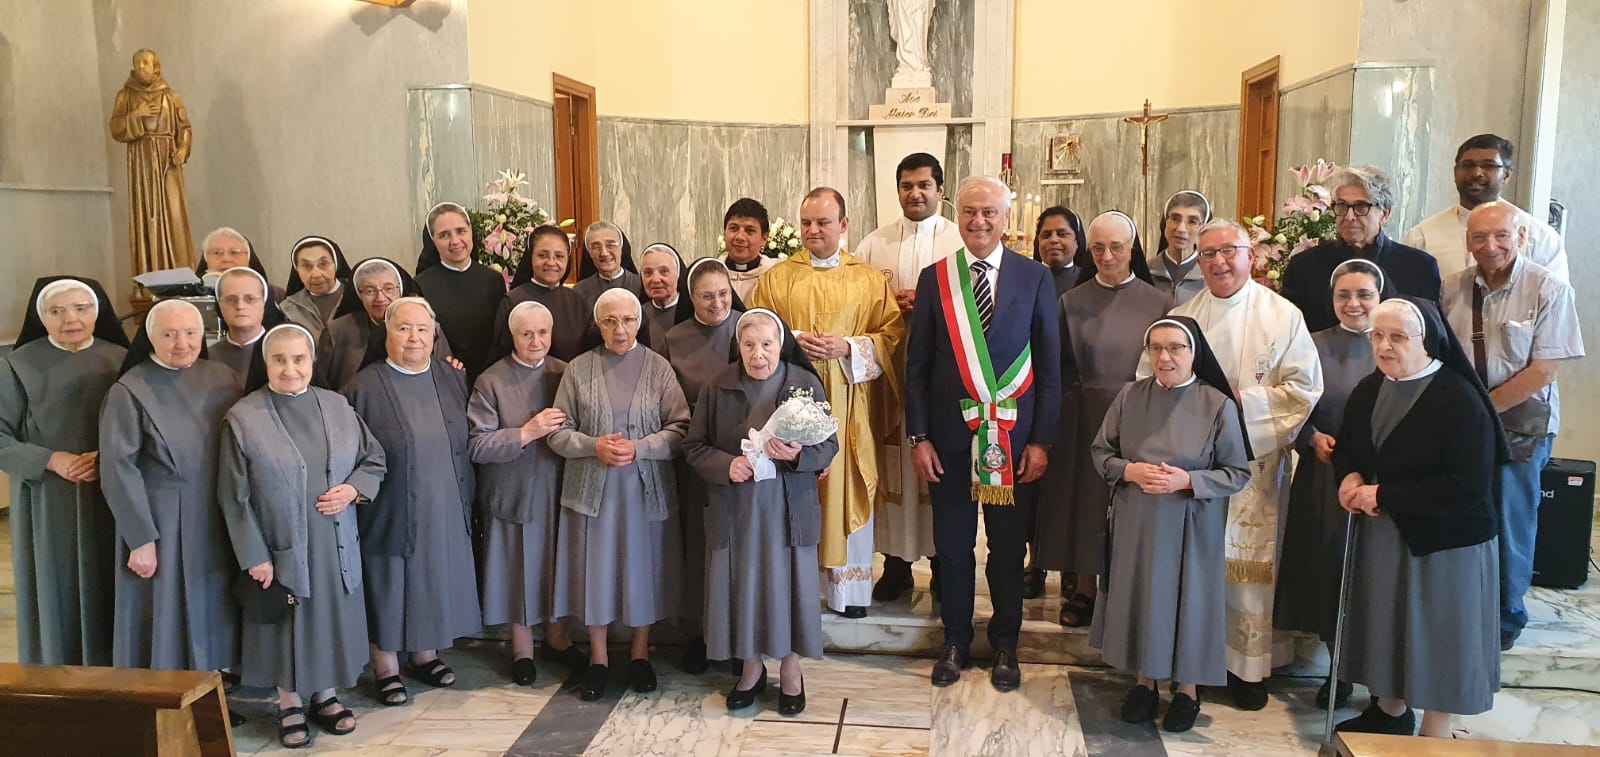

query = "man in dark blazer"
[1280,164,1442,333]
[904,175,1062,692]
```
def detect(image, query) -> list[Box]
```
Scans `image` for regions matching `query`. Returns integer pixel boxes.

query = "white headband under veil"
[1142,317,1195,347]
[735,307,785,338]
[35,279,99,320]
[262,322,317,360]
[507,299,552,327]
[352,258,403,287]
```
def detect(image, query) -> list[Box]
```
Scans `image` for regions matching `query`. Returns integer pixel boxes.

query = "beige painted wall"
[468,0,810,122]
[1012,0,1361,118]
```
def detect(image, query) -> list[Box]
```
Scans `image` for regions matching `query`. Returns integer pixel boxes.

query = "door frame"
[1238,56,1281,224]
[553,73,599,283]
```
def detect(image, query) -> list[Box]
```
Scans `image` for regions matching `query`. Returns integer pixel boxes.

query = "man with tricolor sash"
[905,175,1062,692]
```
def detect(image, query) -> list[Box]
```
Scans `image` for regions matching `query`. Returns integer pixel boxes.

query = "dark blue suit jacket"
[904,249,1062,460]
[1281,233,1442,333]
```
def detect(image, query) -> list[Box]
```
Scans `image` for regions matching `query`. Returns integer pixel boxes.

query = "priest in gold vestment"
[748,188,906,617]
[109,49,196,275]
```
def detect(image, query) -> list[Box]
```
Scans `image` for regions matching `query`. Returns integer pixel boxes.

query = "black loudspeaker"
[1533,457,1595,589]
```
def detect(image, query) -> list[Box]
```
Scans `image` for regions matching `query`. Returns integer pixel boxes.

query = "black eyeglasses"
[1331,202,1378,218]
[1455,160,1508,172]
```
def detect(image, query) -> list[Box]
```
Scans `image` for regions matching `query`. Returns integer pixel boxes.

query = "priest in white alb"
[1140,219,1322,710]
[855,153,963,601]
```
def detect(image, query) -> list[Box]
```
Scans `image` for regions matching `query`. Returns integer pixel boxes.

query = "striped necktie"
[971,259,993,334]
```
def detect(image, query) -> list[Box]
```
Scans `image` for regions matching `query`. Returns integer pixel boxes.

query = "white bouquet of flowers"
[740,387,838,481]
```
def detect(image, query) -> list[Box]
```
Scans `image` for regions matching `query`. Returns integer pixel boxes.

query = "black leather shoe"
[990,648,1021,692]
[511,657,537,686]
[628,658,658,693]
[580,664,608,701]
[778,676,806,716]
[1500,629,1520,651]
[1120,684,1158,723]
[1162,692,1201,732]
[725,666,768,711]
[1022,569,1045,599]
[931,644,969,686]
[1316,677,1353,709]
[872,556,915,601]
[841,605,868,619]
[1227,672,1268,711]
[680,636,710,674]
[539,641,589,670]
[1335,704,1416,735]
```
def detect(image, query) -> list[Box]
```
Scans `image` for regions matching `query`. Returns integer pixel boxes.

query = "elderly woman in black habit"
[639,243,692,352]
[414,201,508,379]
[281,235,357,342]
[1274,258,1389,709]
[219,324,385,748]
[684,308,837,716]
[1148,190,1212,309]
[549,287,690,701]
[468,301,588,686]
[197,226,286,302]
[494,224,591,362]
[1,277,128,666]
[1332,297,1504,739]
[100,299,244,687]
[343,296,482,706]
[1031,205,1092,298]
[1090,317,1252,734]
[210,266,287,384]
[318,258,454,391]
[663,257,746,673]
[573,221,645,310]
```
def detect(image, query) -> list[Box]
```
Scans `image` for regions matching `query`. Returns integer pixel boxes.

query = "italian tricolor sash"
[934,250,1034,505]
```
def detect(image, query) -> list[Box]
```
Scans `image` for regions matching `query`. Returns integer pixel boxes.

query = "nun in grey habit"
[1,277,127,666]
[1089,316,1252,733]
[342,296,482,707]
[663,257,745,673]
[220,324,384,748]
[468,300,587,686]
[684,309,835,716]
[100,300,243,674]
[318,258,454,391]
[548,287,690,702]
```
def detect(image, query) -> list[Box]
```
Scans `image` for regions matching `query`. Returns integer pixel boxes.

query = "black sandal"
[1058,594,1094,628]
[308,695,357,735]
[406,658,457,688]
[373,674,410,706]
[276,706,314,749]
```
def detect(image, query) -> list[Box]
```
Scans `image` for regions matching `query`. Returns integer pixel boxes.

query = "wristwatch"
[906,433,929,446]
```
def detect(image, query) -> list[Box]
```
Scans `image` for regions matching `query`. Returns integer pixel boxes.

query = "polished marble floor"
[2,512,1599,756]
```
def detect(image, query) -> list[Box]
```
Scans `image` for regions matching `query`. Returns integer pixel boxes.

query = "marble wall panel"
[408,87,478,244]
[1010,108,1238,234]
[1349,66,1434,237]
[1277,71,1354,215]
[848,0,975,119]
[598,118,809,261]
[470,89,556,215]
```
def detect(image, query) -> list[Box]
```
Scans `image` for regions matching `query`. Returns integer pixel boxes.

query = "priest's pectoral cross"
[1122,99,1169,177]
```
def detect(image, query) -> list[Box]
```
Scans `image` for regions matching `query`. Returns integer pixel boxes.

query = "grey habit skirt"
[241,509,368,694]
[480,513,559,627]
[552,465,682,628]
[703,478,824,662]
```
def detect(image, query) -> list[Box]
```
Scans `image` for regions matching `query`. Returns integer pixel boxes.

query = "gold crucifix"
[1122,99,1169,176]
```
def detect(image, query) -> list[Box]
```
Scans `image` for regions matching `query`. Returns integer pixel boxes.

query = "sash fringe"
[971,483,1016,506]
[1224,558,1275,585]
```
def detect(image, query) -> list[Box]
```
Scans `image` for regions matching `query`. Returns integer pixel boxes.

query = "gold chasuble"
[749,250,906,568]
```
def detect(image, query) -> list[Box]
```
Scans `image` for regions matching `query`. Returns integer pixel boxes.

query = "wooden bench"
[0,664,234,757]
[1337,732,1600,756]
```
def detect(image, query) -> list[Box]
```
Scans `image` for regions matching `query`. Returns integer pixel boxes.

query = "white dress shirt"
[1402,202,1569,285]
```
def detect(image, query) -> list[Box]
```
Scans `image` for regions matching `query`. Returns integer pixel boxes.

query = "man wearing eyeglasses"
[1280,165,1441,333]
[1142,219,1323,711]
[1402,134,1569,285]
[1441,201,1584,652]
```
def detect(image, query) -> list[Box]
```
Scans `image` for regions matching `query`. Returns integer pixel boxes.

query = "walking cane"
[1318,511,1358,756]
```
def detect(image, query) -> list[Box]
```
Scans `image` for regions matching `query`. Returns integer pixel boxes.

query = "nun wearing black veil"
[414,201,508,380]
[573,221,645,310]
[683,308,837,716]
[1332,297,1504,739]
[281,235,358,343]
[1031,205,1093,298]
[100,299,243,676]
[317,257,454,391]
[219,324,384,748]
[197,226,286,303]
[1,277,127,666]
[638,242,693,353]
[1148,190,1212,309]
[209,266,287,384]
[491,224,592,363]
[1089,316,1252,733]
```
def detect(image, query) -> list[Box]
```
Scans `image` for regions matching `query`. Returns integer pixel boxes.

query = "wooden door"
[1238,57,1281,224]
[553,74,599,283]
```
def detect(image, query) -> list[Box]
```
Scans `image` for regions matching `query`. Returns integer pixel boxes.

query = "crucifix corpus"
[1122,99,1169,177]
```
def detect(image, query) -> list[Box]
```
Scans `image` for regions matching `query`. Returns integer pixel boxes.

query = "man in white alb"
[1402,133,1569,285]
[1140,219,1323,711]
[855,152,964,602]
